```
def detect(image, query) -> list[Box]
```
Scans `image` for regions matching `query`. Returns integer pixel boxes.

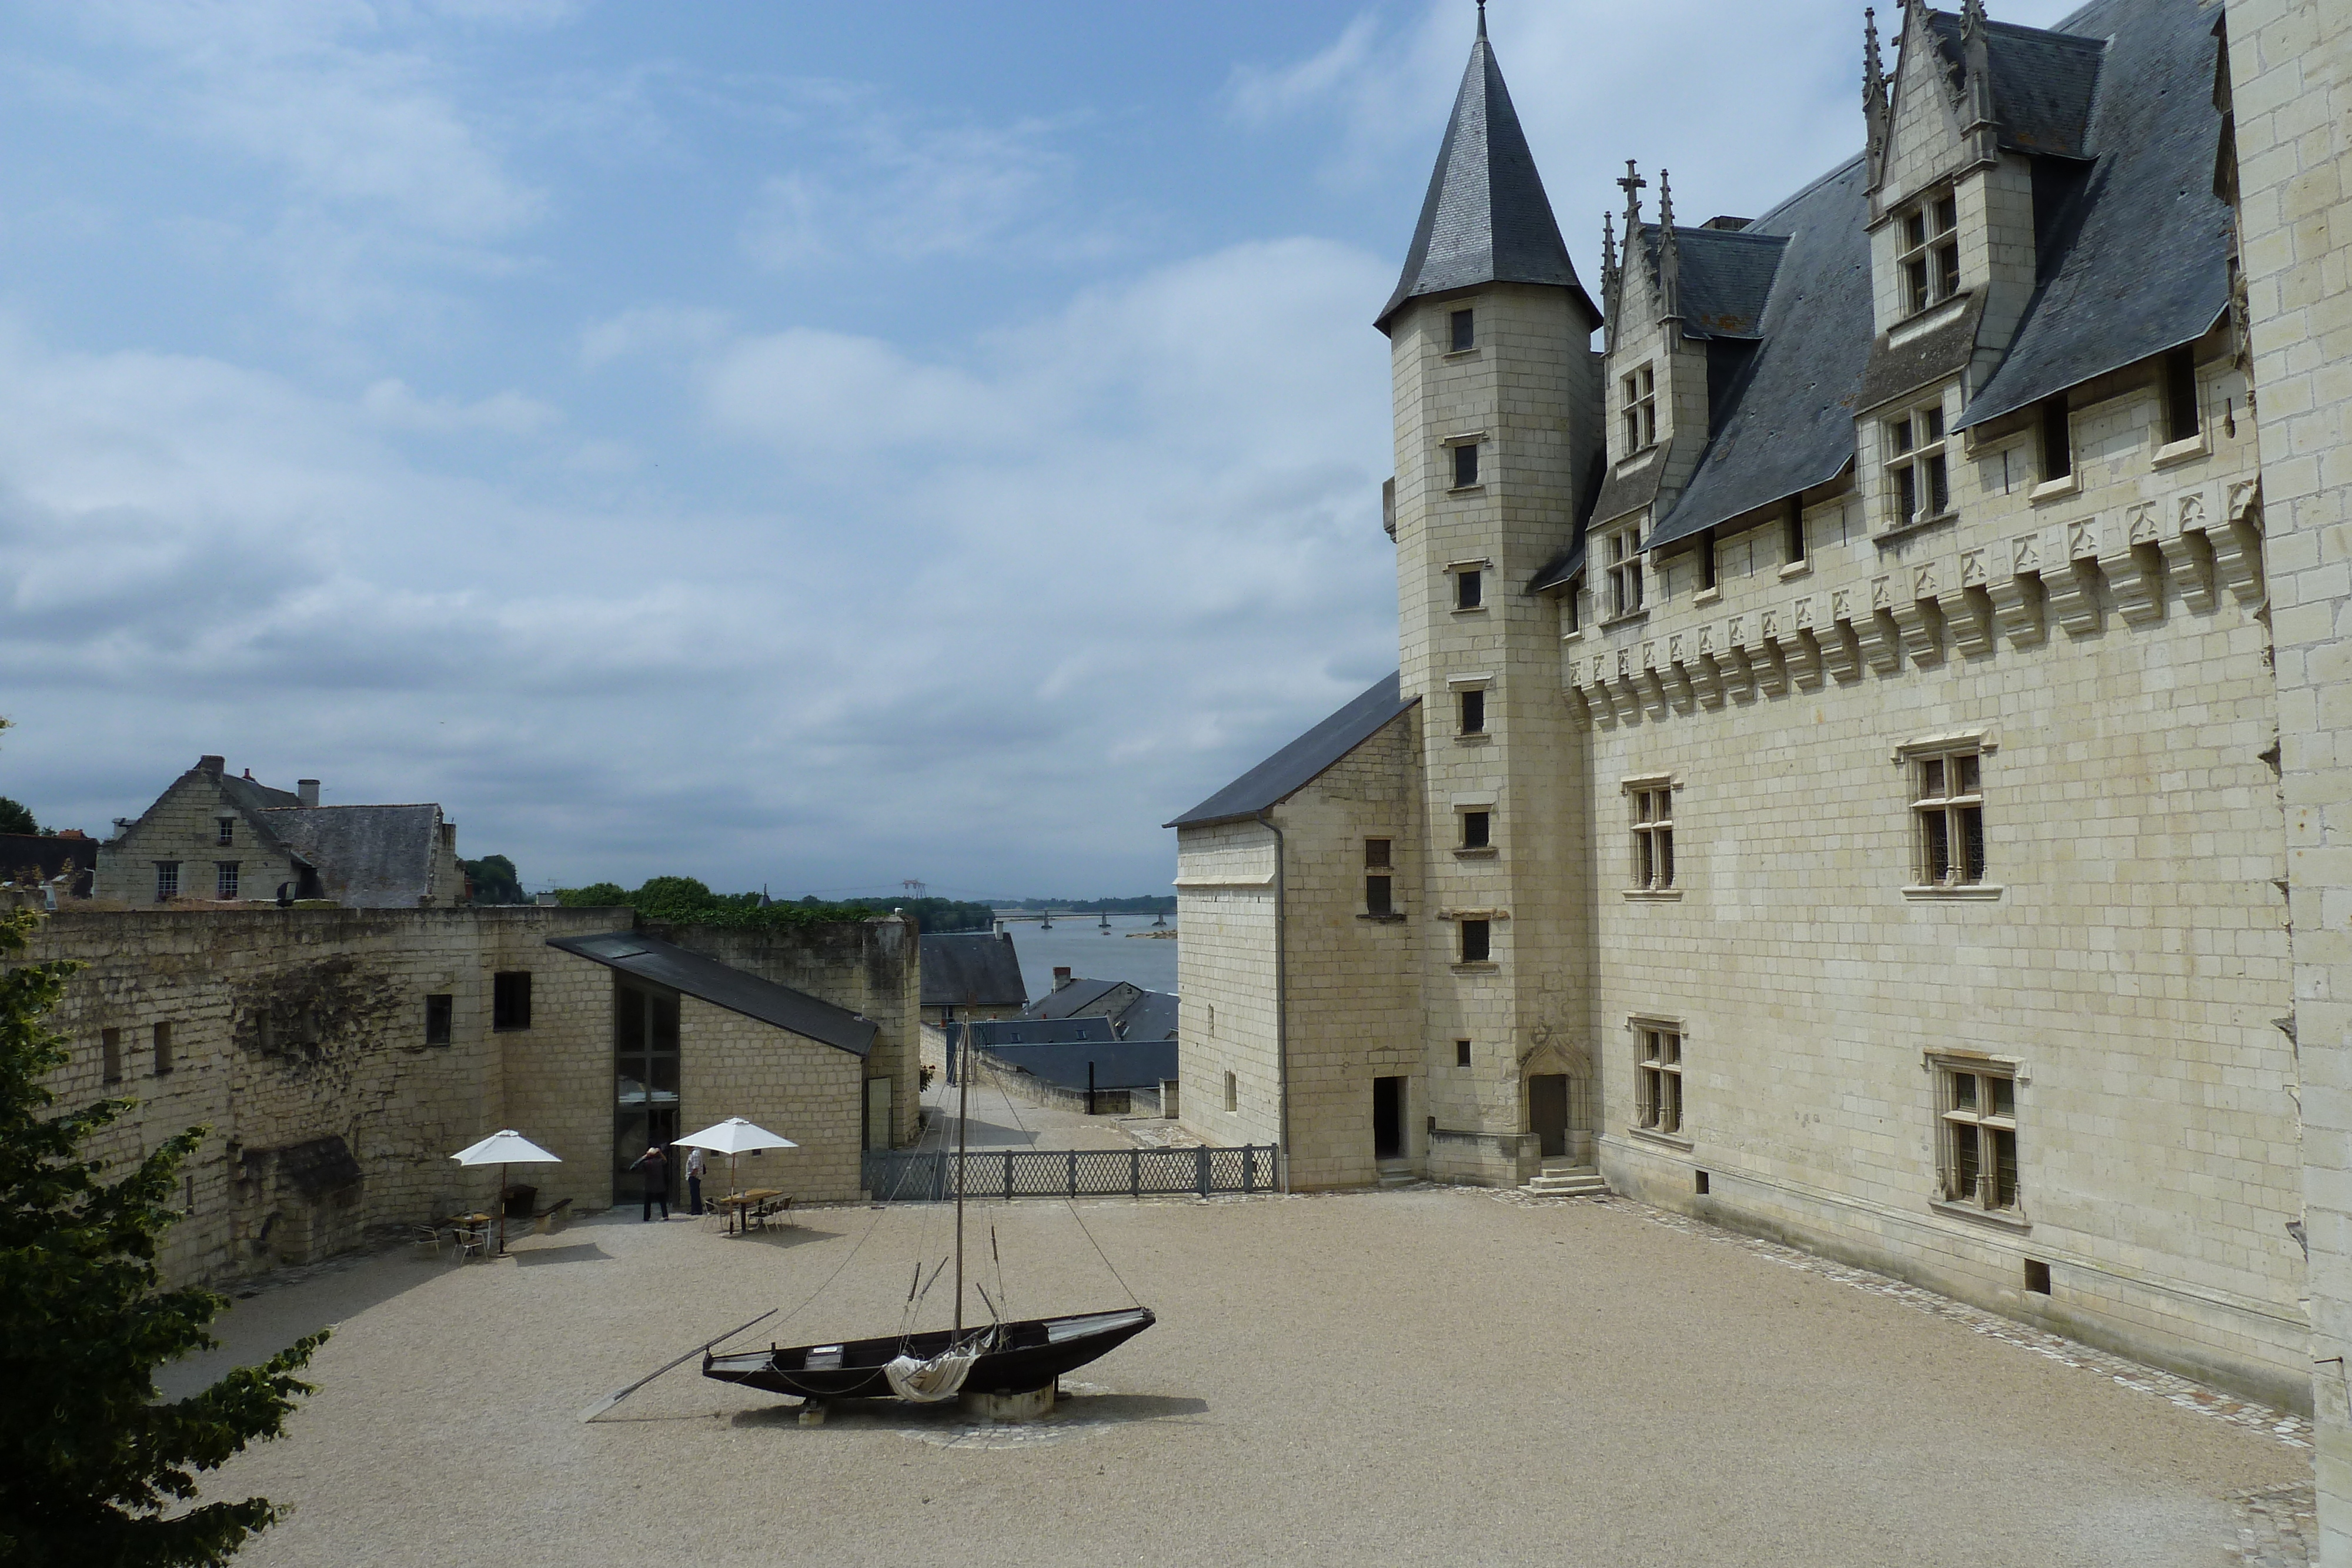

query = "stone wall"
[1174,819,1283,1152]
[95,765,305,907]
[14,903,920,1286]
[2226,0,2352,1548]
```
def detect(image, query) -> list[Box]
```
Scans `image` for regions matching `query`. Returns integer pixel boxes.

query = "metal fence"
[862,1145,1278,1203]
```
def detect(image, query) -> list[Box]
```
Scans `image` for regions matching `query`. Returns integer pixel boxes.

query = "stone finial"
[1656,169,1682,326]
[1601,211,1621,343]
[1959,0,1996,150]
[1476,0,1487,41]
[1863,8,1890,187]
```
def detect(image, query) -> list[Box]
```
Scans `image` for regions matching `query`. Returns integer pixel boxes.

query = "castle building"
[1174,0,2343,1442]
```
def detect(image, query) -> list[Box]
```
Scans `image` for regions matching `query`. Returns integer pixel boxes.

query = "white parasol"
[671,1118,797,1199]
[450,1129,562,1254]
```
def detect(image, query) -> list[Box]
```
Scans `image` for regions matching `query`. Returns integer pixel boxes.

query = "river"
[994,911,1178,1002]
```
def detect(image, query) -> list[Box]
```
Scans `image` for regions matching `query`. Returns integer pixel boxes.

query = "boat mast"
[954,989,973,1336]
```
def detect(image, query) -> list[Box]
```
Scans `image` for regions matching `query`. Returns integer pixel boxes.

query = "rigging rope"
[979,1054,1143,1312]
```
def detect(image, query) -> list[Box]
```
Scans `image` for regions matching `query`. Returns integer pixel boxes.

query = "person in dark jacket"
[630,1143,670,1221]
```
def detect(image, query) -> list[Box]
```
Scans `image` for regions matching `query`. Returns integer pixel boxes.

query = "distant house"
[919,931,1026,1025]
[1021,970,1145,1025]
[95,755,465,908]
[0,831,98,898]
[983,1039,1178,1095]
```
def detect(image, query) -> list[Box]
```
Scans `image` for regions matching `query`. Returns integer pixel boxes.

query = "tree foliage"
[459,855,525,905]
[0,910,323,1566]
[0,798,36,837]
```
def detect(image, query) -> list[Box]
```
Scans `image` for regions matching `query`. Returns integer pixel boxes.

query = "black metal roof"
[1022,977,1138,1022]
[920,931,1026,1009]
[1646,155,1875,552]
[980,1039,1179,1093]
[1165,673,1416,829]
[1376,28,1595,330]
[547,931,876,1057]
[1959,0,2231,428]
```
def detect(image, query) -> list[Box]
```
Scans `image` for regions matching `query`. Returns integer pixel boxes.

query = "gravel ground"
[172,1188,2307,1568]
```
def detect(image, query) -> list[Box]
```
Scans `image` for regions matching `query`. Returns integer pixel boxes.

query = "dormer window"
[1884,401,1950,527]
[1899,192,1961,315]
[1620,365,1658,454]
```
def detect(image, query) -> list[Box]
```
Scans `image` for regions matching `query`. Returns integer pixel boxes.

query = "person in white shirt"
[685,1145,708,1215]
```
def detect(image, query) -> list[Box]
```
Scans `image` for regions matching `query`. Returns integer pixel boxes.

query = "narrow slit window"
[1699,530,1718,591]
[1455,1039,1472,1068]
[1785,497,1807,564]
[2163,347,2200,444]
[1224,1071,1238,1112]
[101,1028,122,1084]
[152,1022,173,1076]
[1449,307,1475,352]
[2039,394,2072,481]
[425,994,454,1046]
[1452,442,1480,489]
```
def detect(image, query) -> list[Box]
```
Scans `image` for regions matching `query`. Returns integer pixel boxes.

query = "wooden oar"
[577,1308,777,1423]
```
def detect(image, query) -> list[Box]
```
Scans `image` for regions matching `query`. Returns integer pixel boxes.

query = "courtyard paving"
[172,1188,2309,1567]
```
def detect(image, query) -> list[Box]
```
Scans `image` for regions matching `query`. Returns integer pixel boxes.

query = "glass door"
[614,980,681,1203]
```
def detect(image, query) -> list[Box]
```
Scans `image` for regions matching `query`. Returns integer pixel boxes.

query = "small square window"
[215,817,235,847]
[1449,307,1475,352]
[1452,442,1480,489]
[1455,568,1483,610]
[1461,810,1491,850]
[1458,688,1486,735]
[1364,837,1392,868]
[493,971,533,1031]
[1455,1039,1472,1068]
[1459,919,1491,964]
[425,994,454,1046]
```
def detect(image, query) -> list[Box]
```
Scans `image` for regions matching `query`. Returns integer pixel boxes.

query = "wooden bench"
[532,1196,574,1235]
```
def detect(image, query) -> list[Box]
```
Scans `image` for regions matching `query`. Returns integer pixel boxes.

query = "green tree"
[0,798,35,837]
[0,909,323,1566]
[459,855,524,905]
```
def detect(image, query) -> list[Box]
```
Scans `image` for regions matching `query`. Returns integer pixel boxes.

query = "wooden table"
[714,1189,784,1235]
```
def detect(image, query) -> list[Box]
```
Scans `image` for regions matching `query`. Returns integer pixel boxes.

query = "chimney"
[1053,967,1073,991]
[440,823,457,851]
[198,755,225,774]
[298,780,320,808]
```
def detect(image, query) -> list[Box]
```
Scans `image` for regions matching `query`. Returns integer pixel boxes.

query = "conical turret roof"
[1376,24,1594,332]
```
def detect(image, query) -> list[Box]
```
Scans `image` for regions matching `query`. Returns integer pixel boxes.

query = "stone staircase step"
[1521,1164,1608,1198]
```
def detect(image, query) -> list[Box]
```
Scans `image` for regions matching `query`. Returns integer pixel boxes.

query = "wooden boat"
[701,1307,1154,1400]
[700,997,1154,1405]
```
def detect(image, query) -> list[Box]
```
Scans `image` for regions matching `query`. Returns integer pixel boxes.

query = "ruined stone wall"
[19,907,616,1285]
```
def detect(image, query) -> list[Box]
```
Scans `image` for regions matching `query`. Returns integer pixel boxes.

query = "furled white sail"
[883,1343,981,1402]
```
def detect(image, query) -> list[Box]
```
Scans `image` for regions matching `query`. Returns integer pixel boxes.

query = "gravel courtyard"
[171,1189,2308,1568]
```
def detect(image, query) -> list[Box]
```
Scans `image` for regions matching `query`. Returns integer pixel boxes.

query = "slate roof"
[1022,977,1138,1022]
[981,1039,1178,1094]
[1376,25,1595,330]
[547,931,877,1057]
[1614,0,2226,552]
[262,805,441,910]
[1644,225,1789,339]
[1166,673,1416,829]
[219,774,302,815]
[1926,13,2106,158]
[960,1016,1117,1049]
[1646,156,1876,551]
[920,931,1026,1009]
[1116,989,1180,1042]
[1958,0,2233,428]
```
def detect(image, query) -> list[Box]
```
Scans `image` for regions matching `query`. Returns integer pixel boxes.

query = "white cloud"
[360,377,559,434]
[578,305,733,369]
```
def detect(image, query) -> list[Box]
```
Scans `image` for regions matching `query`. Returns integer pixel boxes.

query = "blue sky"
[0,0,2083,899]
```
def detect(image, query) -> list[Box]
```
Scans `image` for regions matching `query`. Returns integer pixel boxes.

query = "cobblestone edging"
[1487,1187,2314,1452]
[2227,1483,2316,1568]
